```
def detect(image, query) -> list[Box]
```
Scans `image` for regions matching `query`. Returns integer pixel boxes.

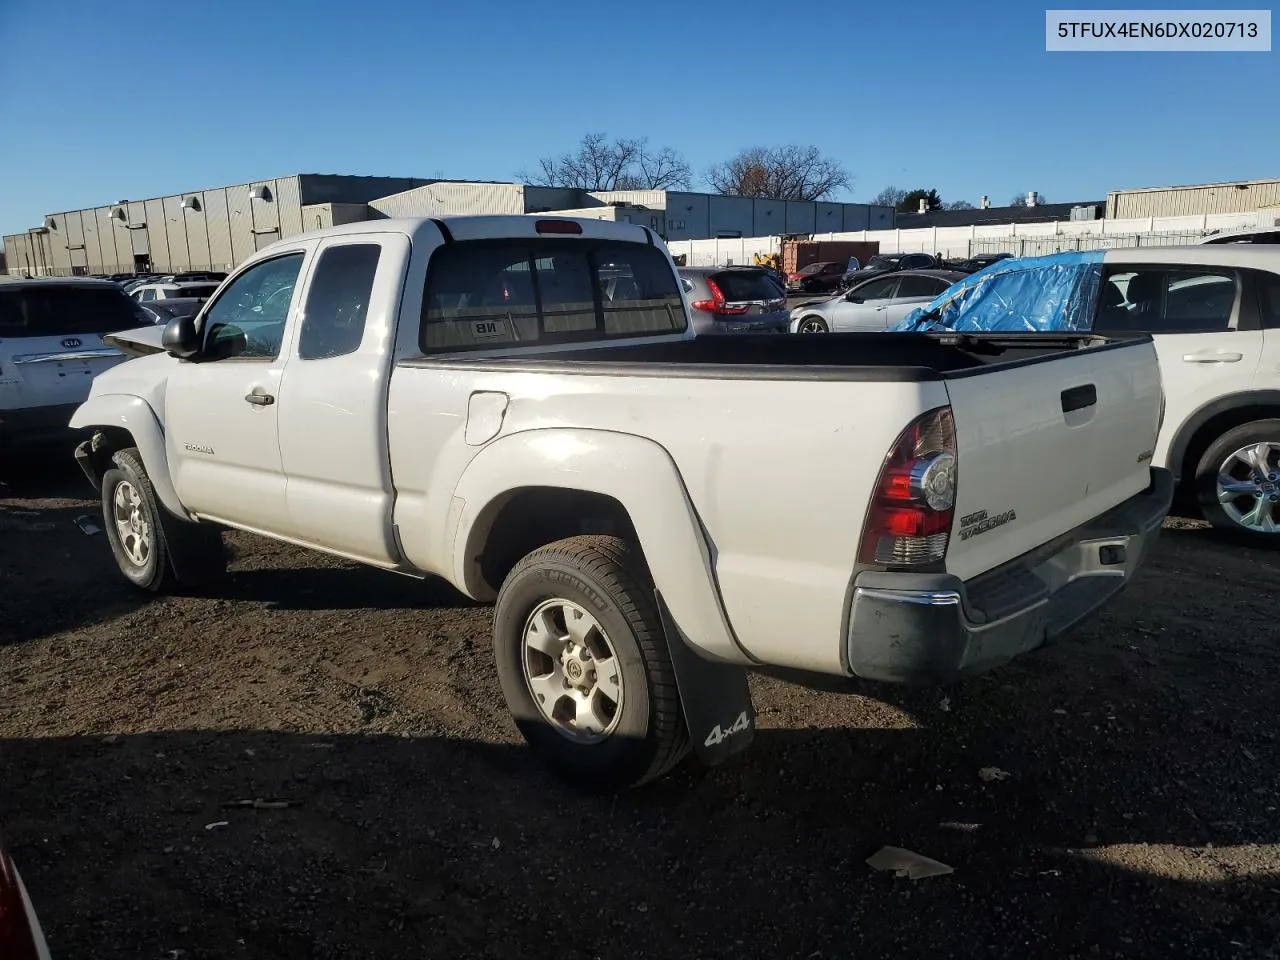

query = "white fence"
[666,209,1274,266]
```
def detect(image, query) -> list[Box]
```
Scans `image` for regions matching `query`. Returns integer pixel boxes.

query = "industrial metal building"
[1107,178,1280,219]
[3,174,896,277]
[2,174,435,278]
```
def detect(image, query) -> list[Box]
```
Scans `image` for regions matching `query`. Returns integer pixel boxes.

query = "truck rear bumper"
[845,467,1174,684]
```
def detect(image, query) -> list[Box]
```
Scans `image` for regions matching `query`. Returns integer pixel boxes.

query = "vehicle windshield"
[797,262,826,275]
[0,284,152,336]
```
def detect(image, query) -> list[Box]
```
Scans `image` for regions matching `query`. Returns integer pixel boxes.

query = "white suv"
[0,278,148,452]
[900,246,1280,545]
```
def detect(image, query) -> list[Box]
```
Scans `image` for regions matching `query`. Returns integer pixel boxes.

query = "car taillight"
[859,406,957,568]
[690,278,749,316]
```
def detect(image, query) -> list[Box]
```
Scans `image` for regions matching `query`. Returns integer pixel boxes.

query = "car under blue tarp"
[893,250,1105,333]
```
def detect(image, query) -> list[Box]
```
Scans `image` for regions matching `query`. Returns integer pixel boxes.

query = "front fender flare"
[69,394,188,519]
[450,428,751,666]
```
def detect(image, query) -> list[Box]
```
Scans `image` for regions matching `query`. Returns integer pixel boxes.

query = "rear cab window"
[420,239,686,352]
[0,283,151,338]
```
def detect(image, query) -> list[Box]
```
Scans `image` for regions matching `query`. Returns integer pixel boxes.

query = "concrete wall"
[666,209,1273,264]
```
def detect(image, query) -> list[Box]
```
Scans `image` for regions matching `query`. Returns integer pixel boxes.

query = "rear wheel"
[797,316,828,334]
[1194,419,1280,547]
[492,535,689,790]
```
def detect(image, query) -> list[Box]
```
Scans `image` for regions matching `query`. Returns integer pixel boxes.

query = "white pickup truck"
[70,215,1174,789]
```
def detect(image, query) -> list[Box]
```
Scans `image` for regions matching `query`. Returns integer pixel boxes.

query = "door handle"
[1182,352,1243,363]
[1061,383,1097,413]
[244,391,275,406]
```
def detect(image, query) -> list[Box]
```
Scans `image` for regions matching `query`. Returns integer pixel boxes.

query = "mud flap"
[655,589,756,767]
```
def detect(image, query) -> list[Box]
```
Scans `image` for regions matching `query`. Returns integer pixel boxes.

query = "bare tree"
[871,186,908,208]
[947,200,976,210]
[706,145,850,201]
[522,133,692,191]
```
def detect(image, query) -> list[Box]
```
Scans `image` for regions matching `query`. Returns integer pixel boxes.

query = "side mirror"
[161,314,201,359]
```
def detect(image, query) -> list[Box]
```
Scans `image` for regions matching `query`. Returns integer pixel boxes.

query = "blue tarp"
[893,250,1105,333]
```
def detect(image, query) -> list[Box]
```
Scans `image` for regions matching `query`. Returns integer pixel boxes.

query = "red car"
[0,835,51,960]
[784,260,846,293]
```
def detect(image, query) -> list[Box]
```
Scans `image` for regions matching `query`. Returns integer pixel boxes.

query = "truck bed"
[399,331,1146,381]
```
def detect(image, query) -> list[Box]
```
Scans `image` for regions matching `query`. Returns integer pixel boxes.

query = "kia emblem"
[61,337,82,349]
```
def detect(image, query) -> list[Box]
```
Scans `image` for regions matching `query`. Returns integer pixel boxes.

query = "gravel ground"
[2,451,1279,960]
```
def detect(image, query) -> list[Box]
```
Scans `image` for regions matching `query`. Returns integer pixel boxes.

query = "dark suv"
[678,267,790,335]
[841,252,940,290]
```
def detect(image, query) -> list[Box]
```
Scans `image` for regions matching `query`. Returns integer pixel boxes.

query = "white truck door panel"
[165,250,308,531]
[277,234,409,564]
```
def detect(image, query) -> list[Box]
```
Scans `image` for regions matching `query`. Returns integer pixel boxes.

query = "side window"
[203,253,305,361]
[297,243,381,360]
[896,275,943,299]
[1095,268,1237,334]
[850,277,899,301]
[138,288,155,302]
[1256,272,1280,328]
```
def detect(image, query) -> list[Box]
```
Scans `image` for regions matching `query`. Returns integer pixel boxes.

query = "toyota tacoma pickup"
[69,216,1174,789]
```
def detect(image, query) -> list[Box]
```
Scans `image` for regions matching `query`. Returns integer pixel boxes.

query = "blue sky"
[0,0,1277,243]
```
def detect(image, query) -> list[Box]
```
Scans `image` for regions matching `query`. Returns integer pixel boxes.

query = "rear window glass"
[421,239,686,353]
[0,284,151,337]
[180,284,219,298]
[710,270,781,302]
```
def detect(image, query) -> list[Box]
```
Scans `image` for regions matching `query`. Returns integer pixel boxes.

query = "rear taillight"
[859,406,957,568]
[690,278,749,316]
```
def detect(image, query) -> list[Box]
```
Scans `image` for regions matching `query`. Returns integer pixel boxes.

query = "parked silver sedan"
[789,269,967,333]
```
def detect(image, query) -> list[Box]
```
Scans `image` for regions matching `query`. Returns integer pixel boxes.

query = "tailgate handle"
[1061,384,1097,413]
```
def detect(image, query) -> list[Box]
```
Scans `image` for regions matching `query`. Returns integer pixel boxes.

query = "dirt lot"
[2,451,1279,960]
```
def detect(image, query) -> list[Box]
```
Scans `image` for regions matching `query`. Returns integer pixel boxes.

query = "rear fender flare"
[1165,390,1280,480]
[450,428,750,666]
[69,394,188,519]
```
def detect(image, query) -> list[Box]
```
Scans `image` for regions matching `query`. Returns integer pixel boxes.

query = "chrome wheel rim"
[521,598,623,743]
[1217,441,1280,534]
[798,318,825,333]
[112,479,152,567]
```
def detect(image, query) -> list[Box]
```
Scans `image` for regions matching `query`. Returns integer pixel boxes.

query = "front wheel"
[101,447,227,591]
[796,316,829,334]
[1194,419,1280,546]
[492,535,689,790]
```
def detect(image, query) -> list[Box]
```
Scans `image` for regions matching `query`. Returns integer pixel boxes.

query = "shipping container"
[781,240,880,275]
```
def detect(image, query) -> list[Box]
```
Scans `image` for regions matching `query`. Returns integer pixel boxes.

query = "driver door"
[164,248,311,533]
[831,275,901,331]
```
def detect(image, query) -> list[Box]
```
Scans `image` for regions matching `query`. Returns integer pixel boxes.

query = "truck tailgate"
[942,339,1162,582]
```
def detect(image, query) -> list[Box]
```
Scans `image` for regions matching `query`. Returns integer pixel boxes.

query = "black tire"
[493,535,689,790]
[796,316,828,333]
[1194,418,1280,547]
[101,447,227,591]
